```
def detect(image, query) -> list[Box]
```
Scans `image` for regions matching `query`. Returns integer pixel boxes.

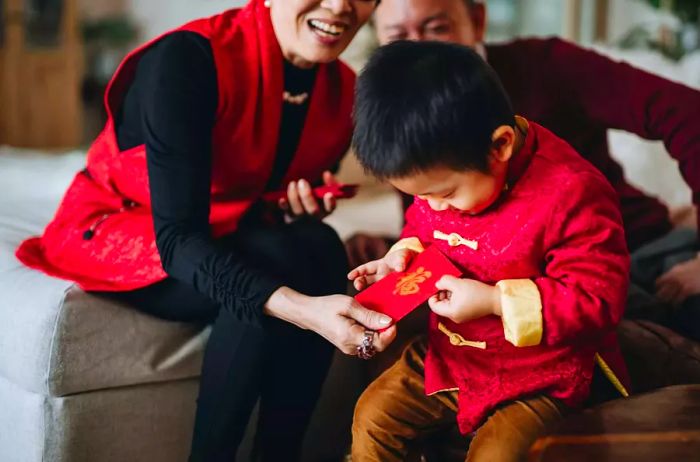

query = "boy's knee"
[468,399,564,462]
[352,383,394,442]
[468,414,529,462]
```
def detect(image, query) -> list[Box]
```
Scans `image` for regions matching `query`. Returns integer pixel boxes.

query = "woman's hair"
[352,40,514,179]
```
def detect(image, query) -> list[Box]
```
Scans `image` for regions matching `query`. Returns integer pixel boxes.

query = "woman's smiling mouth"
[308,19,348,39]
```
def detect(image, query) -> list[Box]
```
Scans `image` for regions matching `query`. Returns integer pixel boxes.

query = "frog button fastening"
[434,230,478,250]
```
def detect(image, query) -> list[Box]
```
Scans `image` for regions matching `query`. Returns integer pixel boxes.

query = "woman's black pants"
[99,220,348,461]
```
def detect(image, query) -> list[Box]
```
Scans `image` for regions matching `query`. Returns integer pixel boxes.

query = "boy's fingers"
[363,274,380,286]
[393,255,408,272]
[386,250,409,271]
[355,274,381,291]
[348,261,375,279]
[428,295,450,313]
[435,275,460,291]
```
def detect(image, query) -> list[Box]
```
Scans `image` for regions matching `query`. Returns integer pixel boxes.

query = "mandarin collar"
[505,116,536,190]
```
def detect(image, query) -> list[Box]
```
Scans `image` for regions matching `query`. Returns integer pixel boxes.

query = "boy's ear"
[489,125,516,163]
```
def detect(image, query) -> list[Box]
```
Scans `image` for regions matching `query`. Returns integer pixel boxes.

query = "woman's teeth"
[309,19,346,37]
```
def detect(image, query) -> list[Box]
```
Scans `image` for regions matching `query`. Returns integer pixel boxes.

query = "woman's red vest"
[16,0,355,291]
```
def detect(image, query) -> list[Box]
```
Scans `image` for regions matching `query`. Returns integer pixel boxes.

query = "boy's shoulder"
[524,122,616,204]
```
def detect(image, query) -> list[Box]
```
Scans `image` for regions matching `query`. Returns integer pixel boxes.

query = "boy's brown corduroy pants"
[352,336,568,462]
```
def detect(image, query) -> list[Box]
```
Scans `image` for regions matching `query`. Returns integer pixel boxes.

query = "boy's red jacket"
[16,0,355,291]
[399,121,630,433]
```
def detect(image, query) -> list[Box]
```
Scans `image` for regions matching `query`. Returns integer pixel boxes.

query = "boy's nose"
[427,198,449,211]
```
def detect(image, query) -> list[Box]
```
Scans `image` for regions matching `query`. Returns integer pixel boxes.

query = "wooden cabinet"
[0,0,83,148]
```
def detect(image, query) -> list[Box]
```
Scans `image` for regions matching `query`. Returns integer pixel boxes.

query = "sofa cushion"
[618,320,700,393]
[529,384,700,462]
[0,149,207,396]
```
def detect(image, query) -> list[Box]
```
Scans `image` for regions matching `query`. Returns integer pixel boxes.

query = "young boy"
[348,41,631,461]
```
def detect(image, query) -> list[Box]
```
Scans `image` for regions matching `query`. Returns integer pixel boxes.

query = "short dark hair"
[352,40,514,179]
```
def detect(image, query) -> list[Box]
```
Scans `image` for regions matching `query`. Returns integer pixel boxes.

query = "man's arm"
[547,38,700,231]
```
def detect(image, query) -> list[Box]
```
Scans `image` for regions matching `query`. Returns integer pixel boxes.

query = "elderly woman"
[16,0,393,460]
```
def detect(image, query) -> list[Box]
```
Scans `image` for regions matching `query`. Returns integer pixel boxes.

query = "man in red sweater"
[348,0,700,340]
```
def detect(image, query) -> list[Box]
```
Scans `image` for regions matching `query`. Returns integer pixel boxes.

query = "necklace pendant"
[283,91,309,105]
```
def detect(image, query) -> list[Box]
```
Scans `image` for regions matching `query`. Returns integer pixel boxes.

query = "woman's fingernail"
[380,316,392,325]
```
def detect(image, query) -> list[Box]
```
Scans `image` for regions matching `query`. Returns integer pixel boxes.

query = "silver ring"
[357,330,377,360]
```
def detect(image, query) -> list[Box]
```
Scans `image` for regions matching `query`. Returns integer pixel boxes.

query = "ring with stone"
[357,330,377,360]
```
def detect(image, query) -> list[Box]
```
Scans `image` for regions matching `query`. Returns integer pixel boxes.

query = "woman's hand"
[348,249,416,291]
[264,287,397,356]
[279,171,338,220]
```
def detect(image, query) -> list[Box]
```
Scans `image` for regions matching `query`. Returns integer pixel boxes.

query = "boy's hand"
[428,276,502,324]
[348,249,416,291]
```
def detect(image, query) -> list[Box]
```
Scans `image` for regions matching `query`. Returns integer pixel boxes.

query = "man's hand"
[345,233,392,268]
[347,249,417,291]
[428,276,501,324]
[279,171,338,220]
[655,254,700,305]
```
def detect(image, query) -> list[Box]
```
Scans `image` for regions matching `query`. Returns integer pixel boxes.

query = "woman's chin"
[296,34,351,63]
[295,47,345,66]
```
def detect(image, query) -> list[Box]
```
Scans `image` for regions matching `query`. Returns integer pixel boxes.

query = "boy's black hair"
[352,40,515,179]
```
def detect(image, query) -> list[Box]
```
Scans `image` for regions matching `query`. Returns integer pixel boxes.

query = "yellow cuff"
[388,237,425,255]
[496,279,543,347]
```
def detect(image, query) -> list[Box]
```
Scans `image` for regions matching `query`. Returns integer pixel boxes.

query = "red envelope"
[262,183,359,203]
[355,246,463,327]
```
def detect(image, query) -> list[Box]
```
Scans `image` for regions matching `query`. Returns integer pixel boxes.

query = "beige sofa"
[0,151,200,462]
